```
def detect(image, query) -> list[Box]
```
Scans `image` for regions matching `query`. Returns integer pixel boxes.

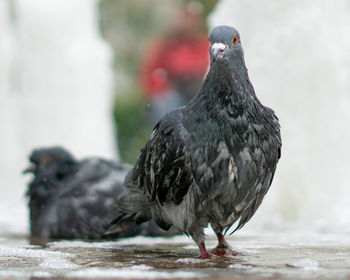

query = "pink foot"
[212,233,238,256]
[212,246,227,256]
[211,244,239,256]
[199,242,211,259]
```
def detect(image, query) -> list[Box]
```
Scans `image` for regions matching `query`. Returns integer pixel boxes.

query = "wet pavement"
[1,226,350,280]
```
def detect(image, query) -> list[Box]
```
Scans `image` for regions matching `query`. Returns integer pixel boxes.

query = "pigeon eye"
[232,35,238,45]
[42,155,52,164]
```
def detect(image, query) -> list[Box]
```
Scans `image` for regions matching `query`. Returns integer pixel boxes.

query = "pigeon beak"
[23,164,36,174]
[211,42,227,62]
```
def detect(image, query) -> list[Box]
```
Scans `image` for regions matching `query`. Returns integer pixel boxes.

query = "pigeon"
[24,146,173,240]
[107,25,281,258]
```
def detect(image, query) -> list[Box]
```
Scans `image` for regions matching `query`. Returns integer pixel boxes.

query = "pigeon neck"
[206,61,255,102]
[185,59,259,118]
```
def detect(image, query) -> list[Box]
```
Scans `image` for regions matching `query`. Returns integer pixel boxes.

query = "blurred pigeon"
[107,25,281,258]
[24,146,173,240]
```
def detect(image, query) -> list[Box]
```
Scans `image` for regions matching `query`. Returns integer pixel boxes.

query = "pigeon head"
[24,146,76,179]
[25,146,78,200]
[209,25,244,66]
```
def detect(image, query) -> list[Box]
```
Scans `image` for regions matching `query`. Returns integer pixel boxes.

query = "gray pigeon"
[24,146,173,240]
[107,25,281,258]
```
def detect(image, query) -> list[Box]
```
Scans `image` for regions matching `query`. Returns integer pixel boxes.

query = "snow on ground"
[1,217,350,279]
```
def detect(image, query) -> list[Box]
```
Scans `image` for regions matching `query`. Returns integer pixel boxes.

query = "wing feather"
[125,110,193,206]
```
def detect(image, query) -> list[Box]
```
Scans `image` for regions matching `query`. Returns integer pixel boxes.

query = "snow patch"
[0,245,72,259]
[39,257,80,270]
[0,244,80,270]
[176,258,206,263]
[49,240,119,249]
[48,235,191,249]
[31,271,54,278]
[115,235,190,246]
[229,263,253,270]
[66,268,205,278]
[129,264,153,270]
[231,246,259,255]
[287,259,319,271]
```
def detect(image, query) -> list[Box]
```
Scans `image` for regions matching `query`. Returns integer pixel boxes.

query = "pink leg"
[212,232,238,256]
[216,232,229,247]
[199,242,211,259]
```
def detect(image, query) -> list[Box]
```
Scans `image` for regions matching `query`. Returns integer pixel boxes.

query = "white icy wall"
[210,0,350,226]
[0,0,117,205]
[0,0,23,201]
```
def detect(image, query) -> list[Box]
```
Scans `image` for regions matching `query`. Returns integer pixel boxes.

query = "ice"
[0,242,82,278]
[175,258,206,263]
[31,271,53,278]
[228,263,253,270]
[113,235,192,246]
[48,235,192,250]
[0,244,76,264]
[39,257,81,270]
[66,268,205,279]
[129,264,153,270]
[48,240,119,249]
[287,259,320,271]
[0,225,350,279]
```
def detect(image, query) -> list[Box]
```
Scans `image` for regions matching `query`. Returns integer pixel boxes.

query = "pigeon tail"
[104,213,136,234]
[105,188,152,235]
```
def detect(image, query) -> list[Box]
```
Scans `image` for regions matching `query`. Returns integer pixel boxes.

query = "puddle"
[1,229,350,279]
[0,204,349,279]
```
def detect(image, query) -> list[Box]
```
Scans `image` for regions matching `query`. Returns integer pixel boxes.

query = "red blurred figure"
[140,2,209,124]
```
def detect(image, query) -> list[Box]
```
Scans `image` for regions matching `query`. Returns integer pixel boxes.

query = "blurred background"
[0,0,349,234]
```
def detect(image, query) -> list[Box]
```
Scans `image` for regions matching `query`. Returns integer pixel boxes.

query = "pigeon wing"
[125,109,193,206]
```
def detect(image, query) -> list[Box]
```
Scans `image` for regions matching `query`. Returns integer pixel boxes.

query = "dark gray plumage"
[24,146,173,240]
[108,25,281,258]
